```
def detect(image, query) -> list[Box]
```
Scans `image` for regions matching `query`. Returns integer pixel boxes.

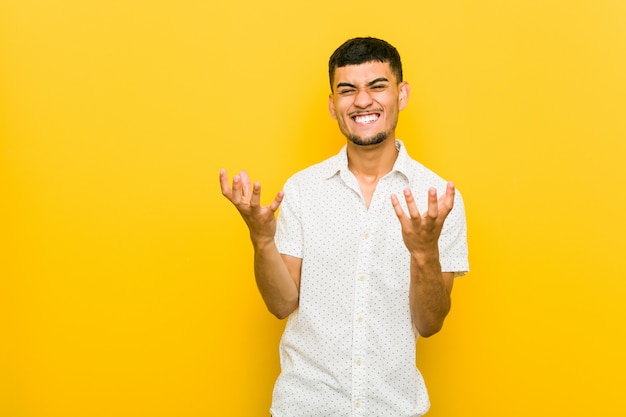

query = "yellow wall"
[2,1,625,416]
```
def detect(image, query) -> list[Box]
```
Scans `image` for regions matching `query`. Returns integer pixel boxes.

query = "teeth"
[354,114,379,124]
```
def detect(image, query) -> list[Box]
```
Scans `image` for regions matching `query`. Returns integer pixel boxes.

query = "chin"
[347,131,389,147]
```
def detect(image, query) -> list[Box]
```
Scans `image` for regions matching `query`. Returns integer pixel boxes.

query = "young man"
[219,37,469,417]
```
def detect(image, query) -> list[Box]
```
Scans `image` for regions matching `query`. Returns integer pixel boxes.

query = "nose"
[353,88,373,108]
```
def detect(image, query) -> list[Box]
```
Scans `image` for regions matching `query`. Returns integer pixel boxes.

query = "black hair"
[328,37,403,91]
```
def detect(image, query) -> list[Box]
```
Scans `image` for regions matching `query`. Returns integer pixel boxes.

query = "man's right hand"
[219,169,284,248]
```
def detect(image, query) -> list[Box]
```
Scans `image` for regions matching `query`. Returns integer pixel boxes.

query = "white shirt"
[272,140,469,417]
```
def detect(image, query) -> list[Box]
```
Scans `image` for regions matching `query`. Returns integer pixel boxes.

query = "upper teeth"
[354,114,378,124]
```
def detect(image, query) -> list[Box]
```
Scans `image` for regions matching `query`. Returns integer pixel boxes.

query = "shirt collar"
[323,139,411,181]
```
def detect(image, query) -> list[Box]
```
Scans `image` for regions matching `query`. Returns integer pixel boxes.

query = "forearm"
[253,239,299,319]
[409,251,451,338]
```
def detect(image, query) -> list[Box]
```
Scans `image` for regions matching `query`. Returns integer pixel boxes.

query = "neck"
[346,137,399,182]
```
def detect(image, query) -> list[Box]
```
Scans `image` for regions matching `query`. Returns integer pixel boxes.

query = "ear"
[398,82,410,111]
[328,93,337,120]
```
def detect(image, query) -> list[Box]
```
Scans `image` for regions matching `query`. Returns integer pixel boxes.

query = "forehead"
[332,61,396,87]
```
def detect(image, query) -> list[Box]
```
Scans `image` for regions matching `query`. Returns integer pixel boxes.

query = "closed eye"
[367,77,390,90]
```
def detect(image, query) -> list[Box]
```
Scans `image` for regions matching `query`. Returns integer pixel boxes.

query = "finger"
[390,194,408,220]
[230,174,243,204]
[249,181,262,208]
[439,182,456,215]
[268,190,285,212]
[427,187,438,218]
[403,188,421,219]
[219,168,232,199]
[239,170,252,199]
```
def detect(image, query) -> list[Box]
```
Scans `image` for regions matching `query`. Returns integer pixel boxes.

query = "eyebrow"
[335,77,390,90]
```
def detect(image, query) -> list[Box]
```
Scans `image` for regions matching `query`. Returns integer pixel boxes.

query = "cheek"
[383,97,401,114]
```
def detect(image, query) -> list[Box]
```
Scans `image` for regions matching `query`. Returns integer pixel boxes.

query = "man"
[219,37,468,417]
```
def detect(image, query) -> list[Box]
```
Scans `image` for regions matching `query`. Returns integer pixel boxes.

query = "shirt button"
[355,358,361,366]
[355,401,361,408]
[358,275,365,282]
[364,232,369,239]
[357,316,363,323]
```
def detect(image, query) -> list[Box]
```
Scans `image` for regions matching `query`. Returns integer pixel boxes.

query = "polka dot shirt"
[271,140,469,417]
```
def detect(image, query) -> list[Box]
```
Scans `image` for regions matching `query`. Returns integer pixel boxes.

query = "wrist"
[409,247,440,267]
[251,234,276,251]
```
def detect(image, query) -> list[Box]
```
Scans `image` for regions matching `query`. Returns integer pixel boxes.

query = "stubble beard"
[346,131,390,147]
[339,113,398,147]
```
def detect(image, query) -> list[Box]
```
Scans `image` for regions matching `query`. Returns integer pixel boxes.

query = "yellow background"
[2,0,625,416]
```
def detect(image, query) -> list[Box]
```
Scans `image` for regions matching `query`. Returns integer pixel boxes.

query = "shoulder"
[401,148,465,202]
[285,153,340,187]
[404,155,450,190]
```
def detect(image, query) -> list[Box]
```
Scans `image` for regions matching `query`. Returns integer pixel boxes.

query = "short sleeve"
[438,189,469,276]
[275,177,304,258]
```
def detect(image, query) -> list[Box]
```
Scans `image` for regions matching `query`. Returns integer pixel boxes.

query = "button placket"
[351,210,372,415]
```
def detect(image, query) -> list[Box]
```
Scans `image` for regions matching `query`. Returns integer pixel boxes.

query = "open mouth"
[352,113,380,124]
